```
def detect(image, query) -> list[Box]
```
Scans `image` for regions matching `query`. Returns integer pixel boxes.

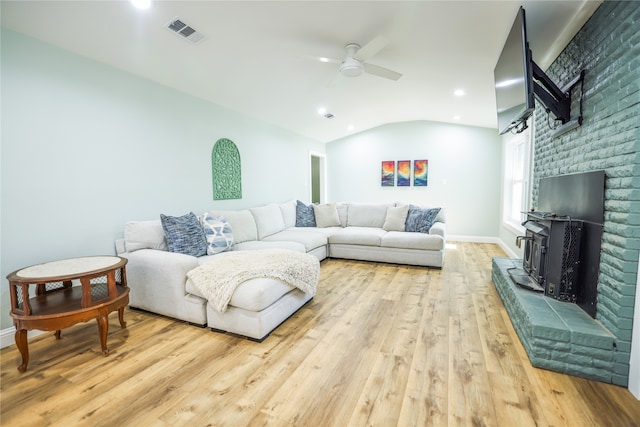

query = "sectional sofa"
[115,200,446,339]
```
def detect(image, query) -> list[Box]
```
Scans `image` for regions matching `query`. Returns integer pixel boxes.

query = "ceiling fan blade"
[305,54,341,64]
[364,63,402,81]
[356,35,389,62]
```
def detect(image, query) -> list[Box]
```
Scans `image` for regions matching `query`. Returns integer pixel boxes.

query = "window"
[502,127,532,233]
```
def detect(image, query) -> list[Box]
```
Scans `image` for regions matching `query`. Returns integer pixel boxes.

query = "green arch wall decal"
[212,138,242,200]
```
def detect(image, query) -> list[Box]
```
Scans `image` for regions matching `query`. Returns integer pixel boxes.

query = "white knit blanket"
[186,249,320,313]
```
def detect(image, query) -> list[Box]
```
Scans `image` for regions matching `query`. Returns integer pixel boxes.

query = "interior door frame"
[309,151,326,204]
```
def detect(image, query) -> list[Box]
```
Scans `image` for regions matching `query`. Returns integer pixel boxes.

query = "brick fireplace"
[494,2,639,386]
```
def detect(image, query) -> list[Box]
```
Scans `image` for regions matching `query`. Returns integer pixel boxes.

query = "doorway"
[310,152,326,204]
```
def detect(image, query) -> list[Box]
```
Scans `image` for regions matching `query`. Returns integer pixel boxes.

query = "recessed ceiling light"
[131,0,151,10]
[319,57,331,63]
[317,107,327,115]
[453,115,461,120]
[454,89,465,97]
[347,125,354,131]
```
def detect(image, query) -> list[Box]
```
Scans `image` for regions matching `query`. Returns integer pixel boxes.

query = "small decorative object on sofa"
[201,213,234,255]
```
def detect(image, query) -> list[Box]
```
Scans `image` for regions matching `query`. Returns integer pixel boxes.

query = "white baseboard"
[1,327,44,349]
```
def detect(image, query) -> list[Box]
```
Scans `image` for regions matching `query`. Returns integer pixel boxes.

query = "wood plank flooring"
[2,242,640,426]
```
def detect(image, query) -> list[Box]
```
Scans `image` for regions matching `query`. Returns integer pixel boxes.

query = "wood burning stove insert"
[521,212,583,302]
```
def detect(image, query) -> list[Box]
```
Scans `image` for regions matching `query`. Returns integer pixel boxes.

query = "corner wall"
[531,1,640,386]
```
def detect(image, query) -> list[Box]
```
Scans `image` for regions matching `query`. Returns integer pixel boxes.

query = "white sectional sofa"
[115,200,446,339]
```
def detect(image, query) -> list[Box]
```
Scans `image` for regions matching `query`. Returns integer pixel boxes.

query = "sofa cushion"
[329,227,386,246]
[405,206,442,233]
[160,212,207,257]
[205,210,258,243]
[201,213,234,255]
[232,240,306,253]
[381,231,445,250]
[295,200,316,227]
[313,203,341,228]
[263,229,328,252]
[336,203,349,227]
[347,203,393,228]
[124,220,168,252]
[382,205,409,232]
[187,276,294,312]
[250,204,286,240]
[279,200,297,228]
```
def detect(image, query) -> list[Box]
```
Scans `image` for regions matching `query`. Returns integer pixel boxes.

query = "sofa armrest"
[121,249,200,315]
[429,222,446,240]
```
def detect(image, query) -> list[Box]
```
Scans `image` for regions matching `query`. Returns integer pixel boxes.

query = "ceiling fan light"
[340,58,364,77]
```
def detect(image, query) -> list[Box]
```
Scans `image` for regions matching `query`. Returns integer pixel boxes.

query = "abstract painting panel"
[397,160,411,186]
[381,161,395,186]
[414,159,428,186]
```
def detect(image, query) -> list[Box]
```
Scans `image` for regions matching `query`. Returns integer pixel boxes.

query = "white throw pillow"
[201,213,234,255]
[383,205,409,231]
[124,220,168,252]
[312,203,341,228]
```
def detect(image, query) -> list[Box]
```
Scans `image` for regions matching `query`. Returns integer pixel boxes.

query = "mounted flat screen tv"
[494,7,535,134]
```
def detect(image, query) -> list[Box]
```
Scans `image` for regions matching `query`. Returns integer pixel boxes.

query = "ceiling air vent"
[166,18,206,44]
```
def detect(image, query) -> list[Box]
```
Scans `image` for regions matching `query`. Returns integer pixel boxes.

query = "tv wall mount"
[532,60,586,138]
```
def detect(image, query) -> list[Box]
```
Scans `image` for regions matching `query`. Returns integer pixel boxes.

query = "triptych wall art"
[381,160,428,187]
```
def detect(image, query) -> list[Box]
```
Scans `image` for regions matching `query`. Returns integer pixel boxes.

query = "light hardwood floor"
[2,242,640,426]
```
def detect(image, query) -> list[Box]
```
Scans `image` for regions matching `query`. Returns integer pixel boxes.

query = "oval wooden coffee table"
[6,256,129,372]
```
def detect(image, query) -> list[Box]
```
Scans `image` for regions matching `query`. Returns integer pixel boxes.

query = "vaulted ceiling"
[1,1,601,142]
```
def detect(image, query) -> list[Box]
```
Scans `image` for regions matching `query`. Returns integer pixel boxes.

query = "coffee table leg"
[96,315,109,356]
[15,329,29,372]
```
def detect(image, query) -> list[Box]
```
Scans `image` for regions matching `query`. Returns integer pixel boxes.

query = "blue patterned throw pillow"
[201,213,234,255]
[160,212,207,256]
[295,200,316,227]
[405,206,441,233]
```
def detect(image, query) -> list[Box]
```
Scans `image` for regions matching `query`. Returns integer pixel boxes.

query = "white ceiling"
[1,0,602,143]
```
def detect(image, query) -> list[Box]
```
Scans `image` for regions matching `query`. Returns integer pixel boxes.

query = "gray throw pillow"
[295,200,316,227]
[160,212,207,256]
[405,206,441,233]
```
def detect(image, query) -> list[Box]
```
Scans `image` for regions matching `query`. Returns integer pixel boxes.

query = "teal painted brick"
[614,362,630,376]
[534,338,571,352]
[616,340,632,353]
[612,375,628,387]
[565,365,612,383]
[592,356,615,370]
[571,332,615,351]
[615,351,632,364]
[600,241,640,260]
[570,345,613,362]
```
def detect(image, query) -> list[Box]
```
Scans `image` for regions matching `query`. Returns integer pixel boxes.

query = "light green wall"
[0,29,324,330]
[325,120,502,237]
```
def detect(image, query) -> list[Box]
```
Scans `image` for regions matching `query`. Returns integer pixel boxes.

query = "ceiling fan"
[319,36,402,81]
